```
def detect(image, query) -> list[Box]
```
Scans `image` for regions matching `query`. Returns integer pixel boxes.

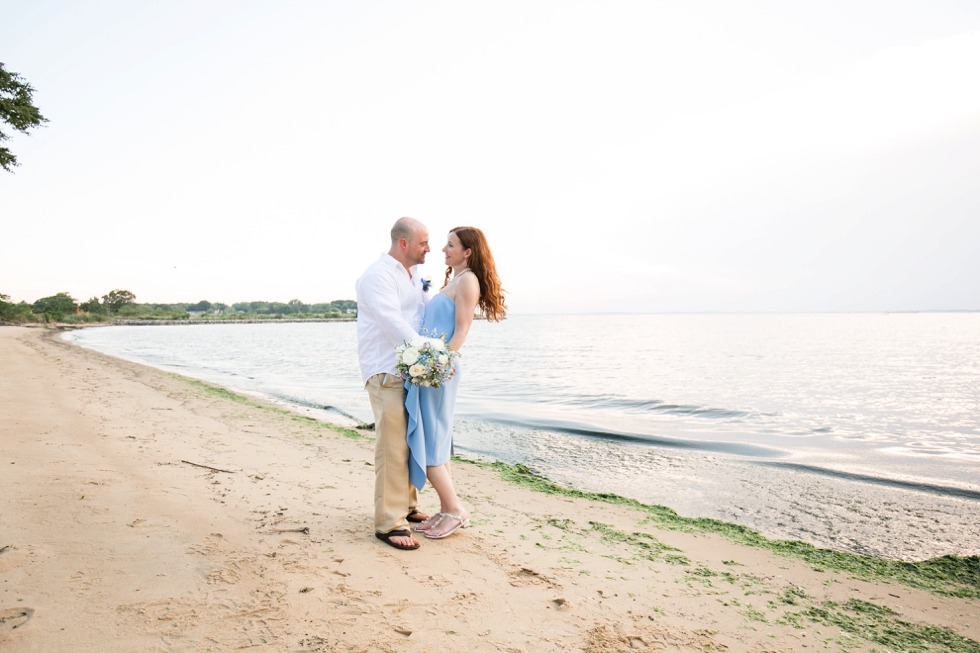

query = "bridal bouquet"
[395,334,458,387]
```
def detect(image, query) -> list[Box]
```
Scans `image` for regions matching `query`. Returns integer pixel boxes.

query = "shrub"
[0,293,38,323]
[79,296,106,314]
[32,292,78,316]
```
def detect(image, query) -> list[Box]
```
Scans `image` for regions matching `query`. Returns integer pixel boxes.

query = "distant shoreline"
[109,317,356,326]
[0,317,356,328]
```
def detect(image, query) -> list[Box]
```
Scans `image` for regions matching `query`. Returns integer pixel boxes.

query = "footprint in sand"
[508,566,558,588]
[69,570,98,591]
[0,607,34,642]
[186,533,223,555]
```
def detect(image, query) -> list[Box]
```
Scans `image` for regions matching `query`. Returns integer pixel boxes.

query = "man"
[355,217,432,550]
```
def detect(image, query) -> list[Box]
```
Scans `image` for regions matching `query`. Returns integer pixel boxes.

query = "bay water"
[65,313,980,560]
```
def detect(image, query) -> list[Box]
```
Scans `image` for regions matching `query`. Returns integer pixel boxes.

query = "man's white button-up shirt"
[355,254,427,386]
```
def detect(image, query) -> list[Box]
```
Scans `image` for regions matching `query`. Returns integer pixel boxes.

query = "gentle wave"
[264,392,364,424]
[482,415,787,458]
[758,462,980,502]
[541,394,755,419]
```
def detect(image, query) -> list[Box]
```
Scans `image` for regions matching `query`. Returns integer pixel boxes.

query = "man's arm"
[359,271,418,345]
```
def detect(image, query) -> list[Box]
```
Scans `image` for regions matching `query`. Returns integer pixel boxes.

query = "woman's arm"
[448,274,480,352]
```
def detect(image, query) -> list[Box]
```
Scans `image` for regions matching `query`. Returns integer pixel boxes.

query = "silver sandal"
[423,512,470,539]
[413,512,445,532]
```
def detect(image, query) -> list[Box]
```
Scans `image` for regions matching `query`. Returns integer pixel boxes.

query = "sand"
[1,325,977,652]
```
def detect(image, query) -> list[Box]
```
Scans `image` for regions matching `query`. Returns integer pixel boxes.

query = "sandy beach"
[2,325,978,653]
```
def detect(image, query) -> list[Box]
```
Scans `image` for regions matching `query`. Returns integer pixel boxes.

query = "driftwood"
[0,545,9,555]
[275,527,310,535]
[180,460,235,474]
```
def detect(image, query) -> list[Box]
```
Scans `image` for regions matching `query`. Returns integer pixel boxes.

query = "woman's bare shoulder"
[453,272,480,307]
[459,271,480,290]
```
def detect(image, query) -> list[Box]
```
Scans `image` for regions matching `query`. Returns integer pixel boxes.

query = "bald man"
[355,217,432,550]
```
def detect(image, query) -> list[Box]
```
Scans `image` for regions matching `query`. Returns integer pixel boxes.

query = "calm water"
[66,313,980,559]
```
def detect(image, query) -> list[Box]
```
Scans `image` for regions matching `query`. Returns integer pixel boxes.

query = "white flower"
[409,363,426,377]
[410,336,427,349]
[401,348,420,365]
[438,354,449,365]
[421,379,431,387]
[429,338,446,351]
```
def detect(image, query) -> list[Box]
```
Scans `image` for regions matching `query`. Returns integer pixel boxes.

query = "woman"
[405,226,506,539]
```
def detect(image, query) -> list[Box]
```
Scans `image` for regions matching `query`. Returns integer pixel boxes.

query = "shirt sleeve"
[359,269,418,345]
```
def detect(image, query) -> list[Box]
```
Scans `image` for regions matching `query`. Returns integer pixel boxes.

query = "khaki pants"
[365,373,418,534]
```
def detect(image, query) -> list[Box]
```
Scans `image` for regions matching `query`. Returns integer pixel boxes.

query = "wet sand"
[1,326,978,652]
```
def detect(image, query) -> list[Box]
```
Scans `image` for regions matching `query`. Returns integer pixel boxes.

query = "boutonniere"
[421,275,432,292]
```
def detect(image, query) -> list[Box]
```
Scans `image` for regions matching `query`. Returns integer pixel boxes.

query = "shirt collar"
[381,253,416,279]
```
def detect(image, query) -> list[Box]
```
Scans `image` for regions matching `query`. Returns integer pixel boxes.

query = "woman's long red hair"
[444,226,507,322]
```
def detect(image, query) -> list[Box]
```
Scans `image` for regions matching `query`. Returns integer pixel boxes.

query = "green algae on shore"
[457,459,980,599]
[589,521,687,564]
[795,599,980,653]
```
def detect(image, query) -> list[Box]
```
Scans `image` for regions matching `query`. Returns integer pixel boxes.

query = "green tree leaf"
[0,62,48,172]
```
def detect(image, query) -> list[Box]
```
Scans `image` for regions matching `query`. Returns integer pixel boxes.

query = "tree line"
[0,290,357,324]
[229,299,357,315]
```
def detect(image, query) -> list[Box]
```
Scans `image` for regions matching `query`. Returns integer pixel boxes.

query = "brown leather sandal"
[375,529,420,550]
[407,509,428,523]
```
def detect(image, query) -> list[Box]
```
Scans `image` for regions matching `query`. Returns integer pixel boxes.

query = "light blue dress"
[405,293,460,490]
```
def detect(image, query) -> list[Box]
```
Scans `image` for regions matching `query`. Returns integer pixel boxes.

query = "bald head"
[388,217,430,269]
[390,217,427,245]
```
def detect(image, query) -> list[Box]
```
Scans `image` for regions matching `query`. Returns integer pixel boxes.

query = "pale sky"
[2,0,979,313]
